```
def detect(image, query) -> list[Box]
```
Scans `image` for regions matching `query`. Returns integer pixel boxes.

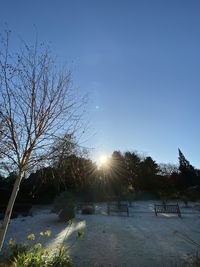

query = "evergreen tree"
[178,148,197,187]
[124,151,141,191]
[138,156,159,192]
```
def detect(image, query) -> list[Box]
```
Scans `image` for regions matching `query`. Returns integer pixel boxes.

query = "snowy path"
[1,201,200,266]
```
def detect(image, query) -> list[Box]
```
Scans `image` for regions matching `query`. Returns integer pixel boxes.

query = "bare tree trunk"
[0,32,86,252]
[0,171,24,251]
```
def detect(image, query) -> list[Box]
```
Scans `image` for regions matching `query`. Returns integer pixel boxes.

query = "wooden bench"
[154,204,181,217]
[107,202,129,216]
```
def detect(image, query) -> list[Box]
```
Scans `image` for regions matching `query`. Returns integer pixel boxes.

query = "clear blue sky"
[1,0,200,167]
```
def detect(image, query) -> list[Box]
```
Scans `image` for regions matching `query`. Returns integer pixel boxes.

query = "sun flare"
[98,154,109,167]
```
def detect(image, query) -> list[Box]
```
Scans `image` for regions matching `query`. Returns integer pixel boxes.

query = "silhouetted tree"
[51,133,79,168]
[178,149,197,187]
[109,151,128,197]
[60,155,97,199]
[124,151,141,192]
[158,163,179,176]
[138,156,159,192]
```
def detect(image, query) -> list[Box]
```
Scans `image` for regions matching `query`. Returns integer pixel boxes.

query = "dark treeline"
[0,148,200,205]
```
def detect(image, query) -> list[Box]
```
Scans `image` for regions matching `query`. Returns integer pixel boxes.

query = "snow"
[1,201,200,266]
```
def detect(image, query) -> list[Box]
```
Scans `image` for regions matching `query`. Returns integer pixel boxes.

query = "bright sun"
[99,155,109,167]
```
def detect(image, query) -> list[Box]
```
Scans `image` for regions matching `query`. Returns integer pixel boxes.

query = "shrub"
[53,191,75,221]
[81,203,95,215]
[58,204,75,221]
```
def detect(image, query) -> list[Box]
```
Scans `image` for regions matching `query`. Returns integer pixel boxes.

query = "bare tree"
[0,32,86,250]
[158,163,179,176]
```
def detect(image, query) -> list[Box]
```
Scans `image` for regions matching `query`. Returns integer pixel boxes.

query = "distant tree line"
[0,148,199,205]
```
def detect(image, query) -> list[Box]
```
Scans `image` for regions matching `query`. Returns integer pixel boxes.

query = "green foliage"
[8,238,28,260]
[7,231,74,267]
[6,224,84,267]
[11,245,48,266]
[53,191,75,221]
[11,244,73,267]
[77,230,84,239]
[49,245,74,267]
[53,191,75,213]
[58,206,75,221]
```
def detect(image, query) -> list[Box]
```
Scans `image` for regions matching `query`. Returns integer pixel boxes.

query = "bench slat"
[154,204,181,217]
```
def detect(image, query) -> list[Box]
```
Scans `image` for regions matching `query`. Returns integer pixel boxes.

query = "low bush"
[53,191,75,221]
[58,204,75,221]
[81,203,95,215]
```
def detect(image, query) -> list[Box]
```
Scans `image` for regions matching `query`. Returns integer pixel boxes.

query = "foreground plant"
[4,221,84,267]
[11,244,73,267]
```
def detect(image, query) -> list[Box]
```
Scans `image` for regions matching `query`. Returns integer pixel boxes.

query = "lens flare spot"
[99,155,108,166]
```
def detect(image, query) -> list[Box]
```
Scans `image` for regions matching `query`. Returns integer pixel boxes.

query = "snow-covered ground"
[1,201,200,266]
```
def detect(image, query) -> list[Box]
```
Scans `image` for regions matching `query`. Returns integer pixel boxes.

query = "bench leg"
[127,208,129,217]
[107,207,110,215]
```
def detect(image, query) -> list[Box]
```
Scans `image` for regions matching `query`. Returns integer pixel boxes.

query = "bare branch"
[0,32,87,250]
